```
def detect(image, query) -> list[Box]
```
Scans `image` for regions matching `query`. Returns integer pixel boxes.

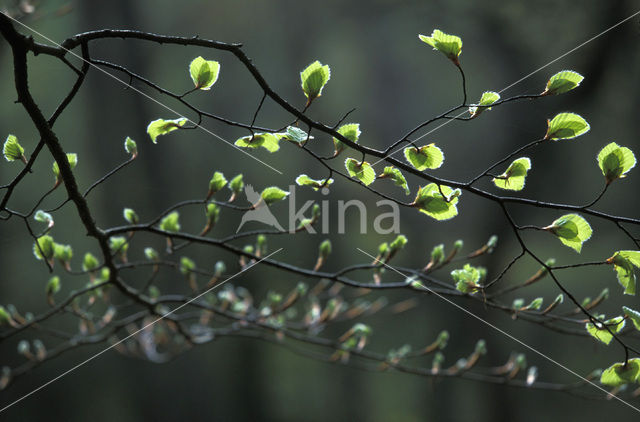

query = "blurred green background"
[1,0,639,420]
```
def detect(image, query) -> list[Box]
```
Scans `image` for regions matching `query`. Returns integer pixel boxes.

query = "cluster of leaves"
[3,22,640,401]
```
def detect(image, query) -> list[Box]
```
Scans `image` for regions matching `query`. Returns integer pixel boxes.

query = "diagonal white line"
[356,247,640,414]
[0,248,283,414]
[1,12,283,175]
[369,9,640,170]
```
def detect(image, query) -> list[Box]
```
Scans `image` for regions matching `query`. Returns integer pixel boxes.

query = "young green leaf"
[597,142,636,184]
[144,247,159,261]
[295,174,334,191]
[124,137,137,157]
[52,153,78,183]
[319,239,332,260]
[333,123,360,156]
[404,144,444,171]
[261,187,289,205]
[33,235,54,261]
[607,251,640,295]
[430,244,445,266]
[600,359,640,387]
[469,91,500,118]
[390,235,408,253]
[282,126,311,144]
[109,236,129,255]
[229,174,244,195]
[159,212,181,233]
[180,256,196,275]
[544,70,584,95]
[380,166,410,195]
[345,158,376,186]
[208,171,228,195]
[34,210,53,227]
[545,214,592,253]
[527,297,544,310]
[53,243,73,262]
[418,30,463,65]
[452,264,483,293]
[623,306,640,331]
[189,56,220,90]
[300,61,330,102]
[123,208,138,224]
[492,157,531,191]
[585,316,625,345]
[512,298,525,310]
[544,113,590,141]
[3,134,25,163]
[206,203,220,223]
[83,252,99,271]
[46,276,61,296]
[412,183,460,221]
[147,118,187,143]
[0,306,10,326]
[234,133,280,153]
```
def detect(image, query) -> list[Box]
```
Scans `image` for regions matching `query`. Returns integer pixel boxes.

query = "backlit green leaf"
[333,123,360,156]
[430,244,445,265]
[180,256,196,275]
[544,113,590,141]
[527,297,543,310]
[206,202,220,223]
[544,70,584,95]
[418,30,463,65]
[52,153,78,182]
[319,239,332,259]
[586,316,624,345]
[83,252,99,271]
[295,174,334,190]
[492,157,531,191]
[147,118,187,143]
[208,171,228,194]
[124,137,137,157]
[282,126,311,144]
[123,208,138,224]
[345,158,376,186]
[46,276,61,296]
[404,144,444,171]
[597,142,636,184]
[159,211,181,233]
[623,306,640,331]
[33,235,54,261]
[3,134,24,162]
[53,243,72,262]
[390,234,408,252]
[600,359,640,387]
[452,264,483,293]
[300,61,330,101]
[34,210,53,226]
[144,247,159,261]
[189,56,220,90]
[235,132,280,153]
[109,236,128,255]
[469,91,500,118]
[229,174,244,195]
[261,186,289,205]
[380,166,410,194]
[608,251,640,295]
[413,183,460,221]
[545,214,592,253]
